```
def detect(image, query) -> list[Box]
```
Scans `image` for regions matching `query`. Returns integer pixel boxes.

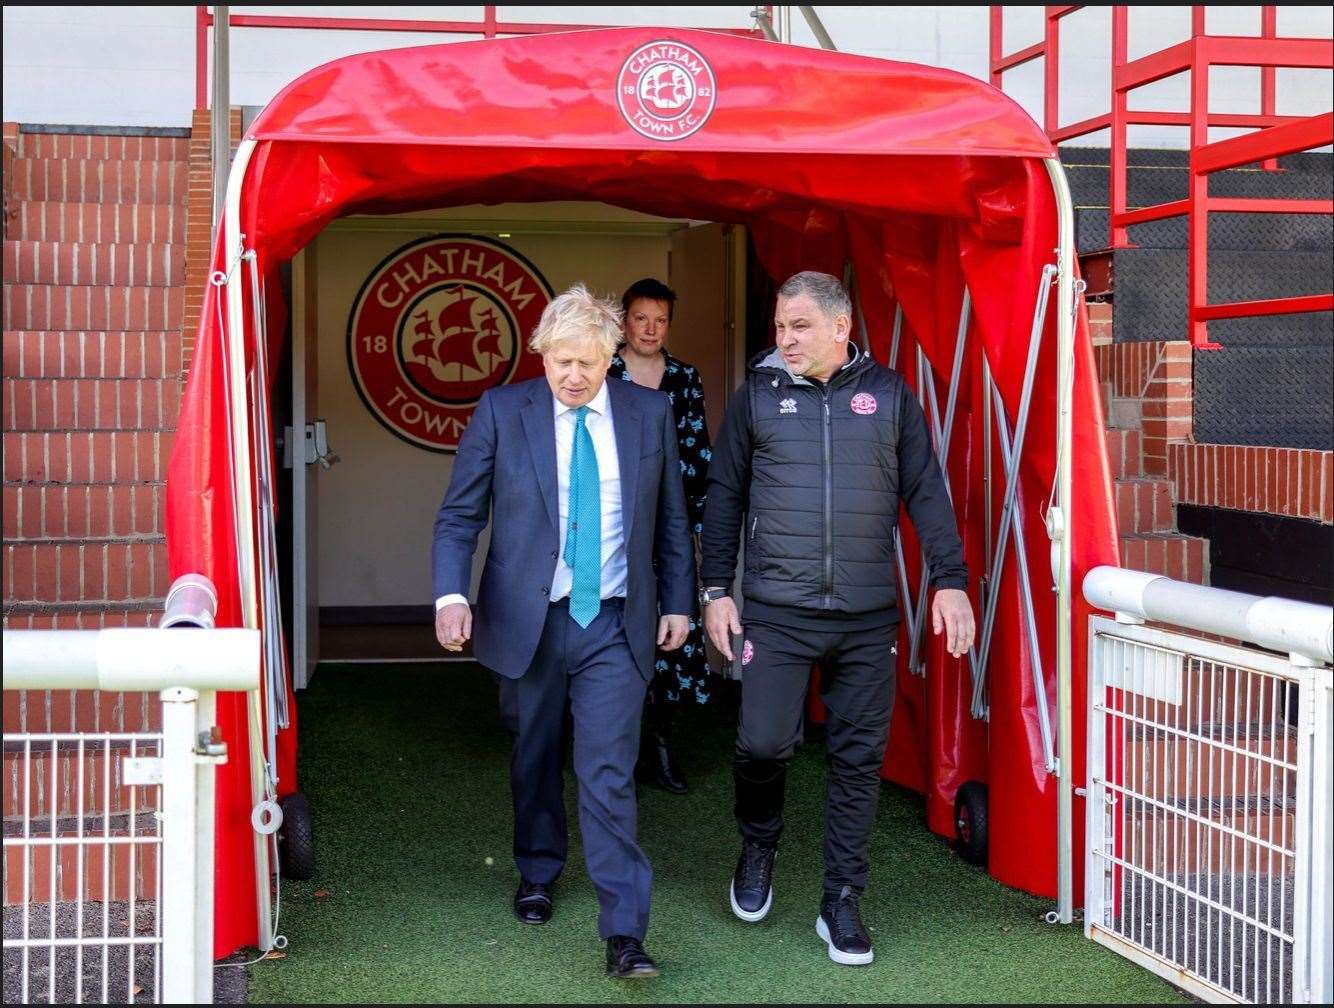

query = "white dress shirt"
[436,380,626,610]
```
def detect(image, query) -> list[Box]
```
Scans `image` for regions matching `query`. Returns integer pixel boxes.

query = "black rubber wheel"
[277,791,316,881]
[953,780,989,867]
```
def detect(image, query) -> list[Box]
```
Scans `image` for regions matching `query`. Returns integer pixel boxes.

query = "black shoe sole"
[608,965,660,979]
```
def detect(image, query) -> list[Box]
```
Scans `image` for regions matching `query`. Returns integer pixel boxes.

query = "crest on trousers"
[617,41,717,141]
[348,235,553,453]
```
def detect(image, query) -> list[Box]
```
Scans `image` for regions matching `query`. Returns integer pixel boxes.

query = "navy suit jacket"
[431,377,697,680]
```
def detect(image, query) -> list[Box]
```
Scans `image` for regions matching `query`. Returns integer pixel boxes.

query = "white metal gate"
[2,625,259,1005]
[1083,568,1333,1004]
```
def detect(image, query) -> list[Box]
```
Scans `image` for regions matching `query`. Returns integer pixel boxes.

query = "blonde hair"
[528,284,622,358]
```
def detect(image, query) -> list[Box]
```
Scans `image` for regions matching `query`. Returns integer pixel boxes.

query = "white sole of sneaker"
[815,915,874,966]
[729,879,773,922]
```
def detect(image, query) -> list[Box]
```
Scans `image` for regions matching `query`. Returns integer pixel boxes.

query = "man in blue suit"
[432,283,696,980]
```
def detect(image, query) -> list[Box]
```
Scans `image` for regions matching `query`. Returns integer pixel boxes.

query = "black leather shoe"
[638,726,688,794]
[605,935,659,979]
[816,886,874,965]
[729,840,776,922]
[513,880,553,925]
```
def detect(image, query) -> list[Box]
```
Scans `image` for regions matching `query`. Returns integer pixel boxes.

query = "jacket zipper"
[821,386,833,608]
[750,515,758,541]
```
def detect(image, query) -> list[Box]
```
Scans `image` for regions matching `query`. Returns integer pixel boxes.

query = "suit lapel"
[520,382,559,533]
[608,379,642,547]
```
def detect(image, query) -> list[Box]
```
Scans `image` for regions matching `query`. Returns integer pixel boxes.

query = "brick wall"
[1169,444,1332,525]
[1094,338,1192,476]
[2,126,190,632]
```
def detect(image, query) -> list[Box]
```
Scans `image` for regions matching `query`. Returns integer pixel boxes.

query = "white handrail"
[1083,565,1334,665]
[1,628,261,692]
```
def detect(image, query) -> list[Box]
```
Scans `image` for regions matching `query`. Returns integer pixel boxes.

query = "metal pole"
[797,6,837,49]
[160,687,200,1005]
[1044,156,1077,926]
[210,6,231,229]
[752,6,779,42]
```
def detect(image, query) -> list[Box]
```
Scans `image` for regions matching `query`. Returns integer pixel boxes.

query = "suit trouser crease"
[501,602,653,940]
[734,618,897,895]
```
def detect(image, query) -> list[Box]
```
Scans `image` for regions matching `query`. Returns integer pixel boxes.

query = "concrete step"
[4,200,185,245]
[2,743,160,823]
[1116,477,1175,534]
[3,240,185,288]
[1105,428,1144,478]
[2,284,184,333]
[1108,395,1142,431]
[2,376,182,433]
[2,819,160,905]
[16,131,189,163]
[1119,533,1209,583]
[3,331,185,380]
[3,540,170,606]
[7,158,186,206]
[1123,793,1296,876]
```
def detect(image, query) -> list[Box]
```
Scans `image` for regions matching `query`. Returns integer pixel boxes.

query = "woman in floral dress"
[610,277,719,794]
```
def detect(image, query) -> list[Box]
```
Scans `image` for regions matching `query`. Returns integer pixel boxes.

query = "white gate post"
[160,687,200,1005]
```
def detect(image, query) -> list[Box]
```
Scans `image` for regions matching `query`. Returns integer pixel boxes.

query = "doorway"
[282,202,750,680]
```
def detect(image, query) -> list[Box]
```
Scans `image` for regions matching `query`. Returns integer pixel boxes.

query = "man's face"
[774,293,849,382]
[623,297,671,357]
[543,337,610,408]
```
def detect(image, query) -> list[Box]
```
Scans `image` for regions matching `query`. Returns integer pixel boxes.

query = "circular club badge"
[348,235,553,453]
[850,393,879,416]
[617,40,716,142]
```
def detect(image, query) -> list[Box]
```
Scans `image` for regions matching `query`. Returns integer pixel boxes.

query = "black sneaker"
[816,886,874,965]
[729,840,776,922]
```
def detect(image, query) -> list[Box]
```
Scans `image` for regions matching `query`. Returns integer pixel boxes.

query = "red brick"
[57,543,80,601]
[111,484,133,535]
[128,543,152,599]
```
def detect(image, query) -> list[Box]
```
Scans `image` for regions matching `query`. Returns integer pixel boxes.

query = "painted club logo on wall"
[617,40,717,141]
[348,235,553,452]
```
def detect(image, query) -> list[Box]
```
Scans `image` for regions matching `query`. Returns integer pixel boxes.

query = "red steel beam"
[1200,35,1334,69]
[1193,112,1334,174]
[1046,6,1083,20]
[1113,200,1190,228]
[1116,39,1193,91]
[993,39,1046,75]
[1260,6,1278,170]
[1194,295,1334,322]
[1050,112,1110,143]
[1127,111,1298,129]
[1208,197,1334,214]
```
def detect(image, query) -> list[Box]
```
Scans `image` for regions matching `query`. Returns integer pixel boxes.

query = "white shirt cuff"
[436,594,468,611]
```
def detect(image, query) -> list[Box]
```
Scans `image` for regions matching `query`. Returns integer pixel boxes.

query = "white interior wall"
[4,5,1330,149]
[312,204,685,608]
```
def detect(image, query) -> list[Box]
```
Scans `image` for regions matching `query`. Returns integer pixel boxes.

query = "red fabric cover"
[164,28,1116,957]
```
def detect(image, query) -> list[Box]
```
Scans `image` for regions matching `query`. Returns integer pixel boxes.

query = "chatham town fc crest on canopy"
[617,40,717,141]
[348,235,554,452]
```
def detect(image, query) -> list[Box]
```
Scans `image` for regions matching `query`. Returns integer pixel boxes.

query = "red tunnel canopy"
[167,26,1116,957]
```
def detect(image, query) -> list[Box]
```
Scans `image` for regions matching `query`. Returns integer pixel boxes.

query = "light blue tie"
[565,406,601,629]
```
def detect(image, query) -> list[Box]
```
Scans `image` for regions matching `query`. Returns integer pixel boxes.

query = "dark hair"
[621,277,677,322]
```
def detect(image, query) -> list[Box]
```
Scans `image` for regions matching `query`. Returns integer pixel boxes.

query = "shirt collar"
[554,379,610,418]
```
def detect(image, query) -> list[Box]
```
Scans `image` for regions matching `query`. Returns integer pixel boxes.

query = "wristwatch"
[700,586,731,606]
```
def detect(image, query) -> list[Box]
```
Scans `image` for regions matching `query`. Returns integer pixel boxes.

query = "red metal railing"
[990,6,1334,349]
[194,6,765,112]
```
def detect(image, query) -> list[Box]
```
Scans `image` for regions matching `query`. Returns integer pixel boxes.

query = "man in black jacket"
[701,271,974,967]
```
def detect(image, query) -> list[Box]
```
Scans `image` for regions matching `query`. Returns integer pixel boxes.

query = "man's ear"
[835,314,851,342]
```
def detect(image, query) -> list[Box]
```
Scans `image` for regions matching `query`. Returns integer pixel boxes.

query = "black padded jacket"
[701,344,967,616]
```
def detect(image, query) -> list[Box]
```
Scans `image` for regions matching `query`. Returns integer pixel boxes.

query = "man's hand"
[435,602,472,653]
[703,596,742,661]
[931,588,975,658]
[657,614,689,651]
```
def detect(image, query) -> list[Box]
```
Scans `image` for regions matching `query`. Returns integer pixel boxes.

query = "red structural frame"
[194,6,766,111]
[990,6,1334,349]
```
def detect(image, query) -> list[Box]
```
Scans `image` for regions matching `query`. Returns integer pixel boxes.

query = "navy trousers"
[498,599,653,941]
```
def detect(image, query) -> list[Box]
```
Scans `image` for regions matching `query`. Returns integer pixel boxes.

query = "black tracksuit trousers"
[734,615,898,898]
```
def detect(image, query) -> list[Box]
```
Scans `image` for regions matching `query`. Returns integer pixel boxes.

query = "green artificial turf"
[247,663,1185,1004]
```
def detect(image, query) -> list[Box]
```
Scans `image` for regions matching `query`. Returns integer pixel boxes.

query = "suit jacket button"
[540,586,548,595]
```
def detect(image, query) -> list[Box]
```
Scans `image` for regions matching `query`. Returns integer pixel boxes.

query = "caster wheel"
[277,792,316,881]
[954,780,988,867]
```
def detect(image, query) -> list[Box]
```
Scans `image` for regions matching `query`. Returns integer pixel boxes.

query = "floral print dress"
[609,350,720,705]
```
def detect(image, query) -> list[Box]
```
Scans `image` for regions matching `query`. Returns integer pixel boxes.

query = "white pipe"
[1083,566,1334,664]
[222,135,275,951]
[161,573,219,629]
[1044,156,1076,927]
[1,629,260,692]
[160,686,200,1005]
